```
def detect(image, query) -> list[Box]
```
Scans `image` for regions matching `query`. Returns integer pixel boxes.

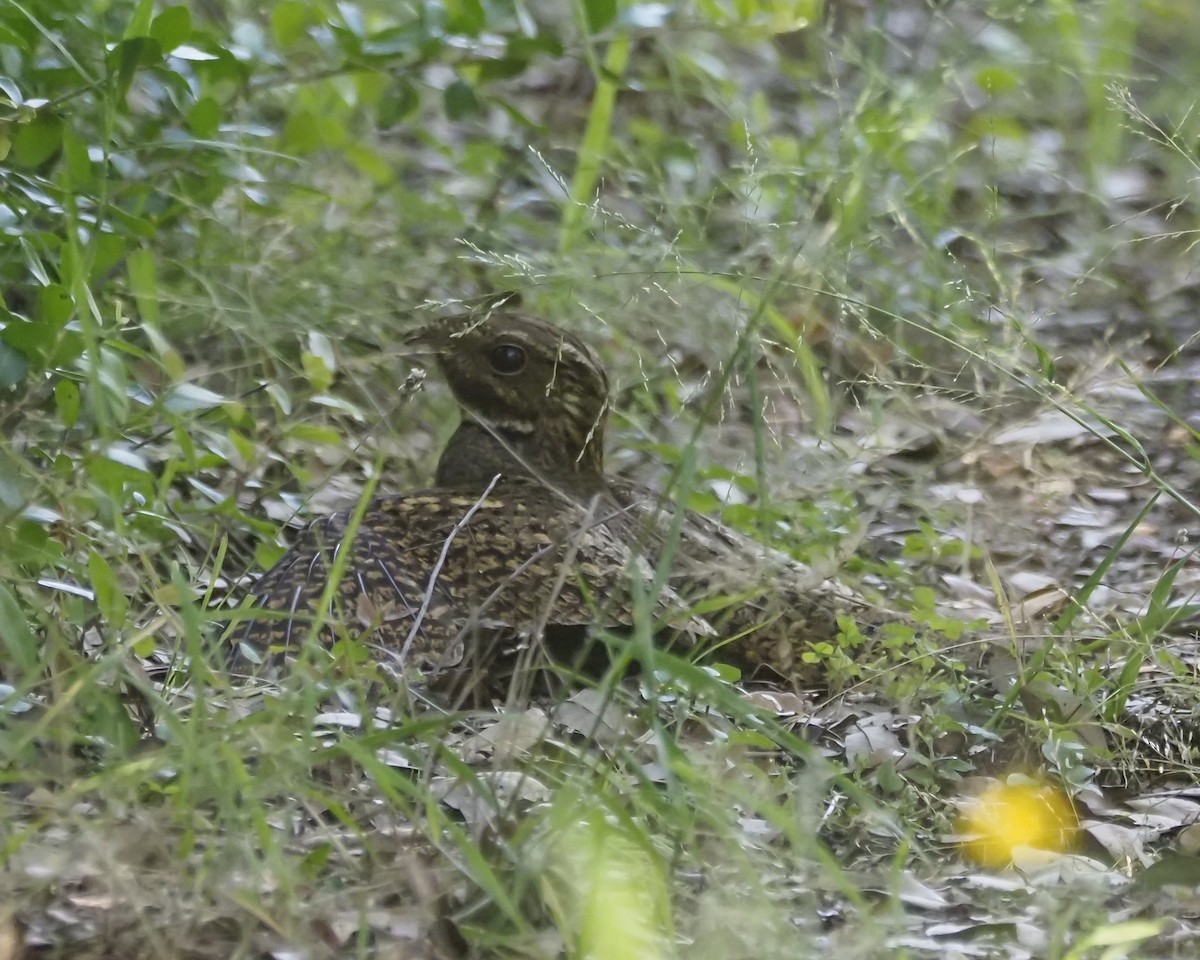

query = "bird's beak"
[401,315,478,357]
[403,294,522,356]
[399,322,448,357]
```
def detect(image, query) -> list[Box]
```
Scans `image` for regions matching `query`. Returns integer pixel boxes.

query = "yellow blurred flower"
[958,780,1078,868]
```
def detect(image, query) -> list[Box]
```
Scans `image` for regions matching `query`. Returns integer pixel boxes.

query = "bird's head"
[405,311,611,493]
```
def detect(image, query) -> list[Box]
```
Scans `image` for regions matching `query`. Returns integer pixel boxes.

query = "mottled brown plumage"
[231,309,890,685]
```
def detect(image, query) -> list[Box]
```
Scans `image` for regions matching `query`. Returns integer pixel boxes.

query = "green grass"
[2,0,1200,956]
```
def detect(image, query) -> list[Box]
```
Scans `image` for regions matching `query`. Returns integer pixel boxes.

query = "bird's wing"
[230,482,711,674]
[606,475,921,680]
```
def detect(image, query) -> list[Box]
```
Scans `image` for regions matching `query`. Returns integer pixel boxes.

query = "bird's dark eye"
[489,343,527,375]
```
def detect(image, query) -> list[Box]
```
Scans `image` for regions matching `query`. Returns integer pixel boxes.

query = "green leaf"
[11,114,63,168]
[163,382,226,413]
[1,318,57,364]
[351,70,386,107]
[443,79,482,119]
[108,37,163,99]
[376,80,419,126]
[227,428,256,468]
[583,0,617,32]
[360,22,426,57]
[559,31,630,251]
[187,95,221,138]
[271,0,312,47]
[975,65,1020,95]
[0,26,30,53]
[48,330,85,368]
[61,127,92,188]
[151,6,193,50]
[255,541,287,570]
[301,352,334,392]
[79,683,139,753]
[7,519,65,567]
[0,583,39,676]
[127,247,159,325]
[1133,855,1200,891]
[89,551,128,628]
[301,842,333,879]
[124,0,155,38]
[55,378,80,428]
[0,76,22,106]
[282,108,323,153]
[445,0,485,34]
[38,284,74,327]
[285,423,343,447]
[1062,920,1165,960]
[90,232,127,281]
[344,144,393,184]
